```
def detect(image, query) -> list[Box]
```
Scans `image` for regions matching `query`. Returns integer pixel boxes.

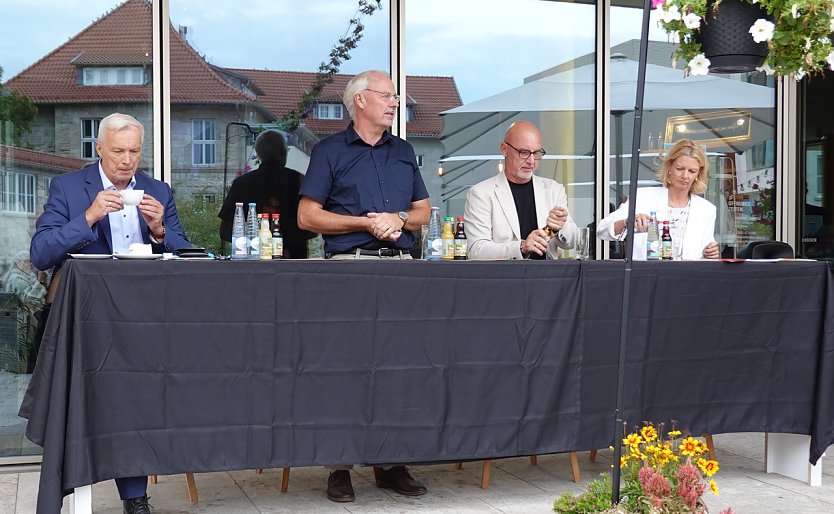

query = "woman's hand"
[702,241,719,259]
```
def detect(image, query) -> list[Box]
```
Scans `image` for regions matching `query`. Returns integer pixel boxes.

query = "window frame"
[1,171,37,214]
[191,119,217,166]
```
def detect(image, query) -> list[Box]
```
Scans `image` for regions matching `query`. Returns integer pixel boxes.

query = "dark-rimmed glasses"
[504,141,546,160]
[364,88,401,103]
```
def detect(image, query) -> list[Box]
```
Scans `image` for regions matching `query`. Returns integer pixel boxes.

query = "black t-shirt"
[508,180,544,260]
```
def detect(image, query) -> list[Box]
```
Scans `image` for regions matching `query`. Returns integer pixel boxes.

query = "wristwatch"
[397,211,409,228]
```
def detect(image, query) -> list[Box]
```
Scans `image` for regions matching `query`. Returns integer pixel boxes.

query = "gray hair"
[343,70,387,120]
[97,113,145,144]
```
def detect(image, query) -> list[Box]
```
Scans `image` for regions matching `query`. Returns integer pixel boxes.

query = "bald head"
[500,121,543,184]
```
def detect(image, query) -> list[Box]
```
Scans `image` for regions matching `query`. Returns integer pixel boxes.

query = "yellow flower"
[629,447,647,460]
[620,455,629,468]
[667,429,682,438]
[624,433,643,447]
[700,459,719,477]
[641,425,658,442]
[680,437,699,456]
[710,479,719,495]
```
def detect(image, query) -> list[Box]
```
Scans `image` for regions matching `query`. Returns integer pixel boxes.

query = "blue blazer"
[30,162,190,270]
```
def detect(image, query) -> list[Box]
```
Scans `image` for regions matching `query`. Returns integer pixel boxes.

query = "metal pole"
[612,0,653,504]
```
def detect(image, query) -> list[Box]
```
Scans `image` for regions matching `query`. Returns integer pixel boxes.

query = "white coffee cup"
[120,189,144,206]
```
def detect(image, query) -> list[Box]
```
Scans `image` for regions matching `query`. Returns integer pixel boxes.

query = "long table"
[19,259,834,512]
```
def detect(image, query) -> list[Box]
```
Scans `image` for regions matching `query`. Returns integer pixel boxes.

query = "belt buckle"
[378,247,391,257]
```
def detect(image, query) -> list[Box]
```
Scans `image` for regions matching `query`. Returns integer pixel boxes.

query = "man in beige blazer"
[464,121,578,260]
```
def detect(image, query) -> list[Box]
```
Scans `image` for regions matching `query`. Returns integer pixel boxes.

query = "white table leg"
[69,485,92,514]
[765,433,824,486]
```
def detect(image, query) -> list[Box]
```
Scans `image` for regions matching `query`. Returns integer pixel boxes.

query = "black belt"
[327,248,407,258]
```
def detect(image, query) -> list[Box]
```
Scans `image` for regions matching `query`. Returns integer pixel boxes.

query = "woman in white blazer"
[597,139,720,260]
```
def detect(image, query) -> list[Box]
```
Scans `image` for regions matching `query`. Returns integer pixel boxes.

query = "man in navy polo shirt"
[298,70,430,501]
[299,69,430,261]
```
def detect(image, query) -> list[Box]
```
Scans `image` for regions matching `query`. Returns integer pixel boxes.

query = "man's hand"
[138,194,166,239]
[367,212,403,242]
[702,241,719,259]
[522,228,551,257]
[546,206,569,233]
[85,190,124,227]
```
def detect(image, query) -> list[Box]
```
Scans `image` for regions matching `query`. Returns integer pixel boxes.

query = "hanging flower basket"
[696,0,770,73]
[654,0,834,77]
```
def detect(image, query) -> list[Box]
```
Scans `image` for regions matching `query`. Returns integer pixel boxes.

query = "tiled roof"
[4,0,255,105]
[1,145,89,172]
[225,69,462,138]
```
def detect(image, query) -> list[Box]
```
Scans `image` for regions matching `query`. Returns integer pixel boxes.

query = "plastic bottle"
[259,214,272,259]
[426,207,442,261]
[231,202,247,259]
[442,217,455,260]
[661,220,673,260]
[646,211,660,261]
[246,202,260,259]
[271,213,284,259]
[454,217,467,260]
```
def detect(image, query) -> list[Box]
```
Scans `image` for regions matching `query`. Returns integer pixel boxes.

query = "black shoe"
[326,470,355,503]
[374,466,427,497]
[123,494,151,514]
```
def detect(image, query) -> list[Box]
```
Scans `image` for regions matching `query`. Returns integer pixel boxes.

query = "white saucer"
[113,253,162,260]
[68,253,113,259]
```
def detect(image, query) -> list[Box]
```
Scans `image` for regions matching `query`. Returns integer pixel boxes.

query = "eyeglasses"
[364,88,401,103]
[504,141,546,160]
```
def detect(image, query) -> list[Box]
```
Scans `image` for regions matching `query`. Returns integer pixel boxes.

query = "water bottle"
[426,207,442,260]
[231,202,247,259]
[646,211,660,261]
[246,202,260,259]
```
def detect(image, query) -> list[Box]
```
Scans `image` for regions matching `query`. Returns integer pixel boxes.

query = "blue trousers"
[115,476,147,500]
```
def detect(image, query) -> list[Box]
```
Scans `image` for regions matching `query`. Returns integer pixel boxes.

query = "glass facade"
[0,0,803,469]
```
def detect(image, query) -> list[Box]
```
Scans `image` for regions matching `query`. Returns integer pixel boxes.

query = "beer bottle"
[660,220,673,260]
[454,217,467,260]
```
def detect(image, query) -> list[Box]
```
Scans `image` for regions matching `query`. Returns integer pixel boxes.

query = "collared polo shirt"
[300,123,429,254]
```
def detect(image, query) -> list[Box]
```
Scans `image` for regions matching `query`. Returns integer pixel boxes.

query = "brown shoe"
[374,466,427,497]
[326,470,355,503]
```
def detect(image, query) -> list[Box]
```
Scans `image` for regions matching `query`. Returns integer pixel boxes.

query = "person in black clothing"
[218,129,314,258]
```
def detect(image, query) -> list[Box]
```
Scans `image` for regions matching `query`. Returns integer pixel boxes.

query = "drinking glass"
[420,225,430,259]
[575,227,590,260]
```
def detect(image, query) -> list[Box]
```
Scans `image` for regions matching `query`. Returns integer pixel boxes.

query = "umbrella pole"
[611,0,652,505]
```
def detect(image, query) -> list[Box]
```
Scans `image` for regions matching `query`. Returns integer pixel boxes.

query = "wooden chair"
[254,467,292,492]
[148,473,198,503]
[455,453,580,489]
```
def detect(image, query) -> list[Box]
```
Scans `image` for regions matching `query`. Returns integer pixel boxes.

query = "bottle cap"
[235,202,243,206]
[457,217,464,221]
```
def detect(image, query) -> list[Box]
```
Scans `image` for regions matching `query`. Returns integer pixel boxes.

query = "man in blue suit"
[29,112,189,514]
[31,112,189,271]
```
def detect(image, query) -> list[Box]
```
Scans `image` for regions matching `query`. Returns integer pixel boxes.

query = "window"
[316,103,343,120]
[81,119,101,159]
[81,67,145,85]
[405,105,414,122]
[1,171,36,214]
[416,154,423,167]
[192,119,216,165]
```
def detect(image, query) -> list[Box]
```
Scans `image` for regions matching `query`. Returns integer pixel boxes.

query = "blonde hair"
[659,139,709,195]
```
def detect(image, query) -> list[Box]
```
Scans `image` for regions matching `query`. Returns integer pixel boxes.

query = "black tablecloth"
[19,259,834,512]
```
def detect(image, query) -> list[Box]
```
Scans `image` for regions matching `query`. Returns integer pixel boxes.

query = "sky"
[0,0,668,104]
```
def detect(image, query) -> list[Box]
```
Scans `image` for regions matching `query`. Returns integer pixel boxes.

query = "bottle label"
[647,240,660,260]
[273,237,284,259]
[428,238,443,259]
[249,236,260,256]
[454,239,467,258]
[233,236,248,256]
[260,238,272,259]
[442,238,455,259]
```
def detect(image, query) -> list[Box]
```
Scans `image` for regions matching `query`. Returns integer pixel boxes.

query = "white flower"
[828,51,834,71]
[683,12,701,30]
[756,62,775,75]
[795,69,806,81]
[791,4,800,18]
[749,19,775,43]
[660,4,682,23]
[688,54,711,75]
